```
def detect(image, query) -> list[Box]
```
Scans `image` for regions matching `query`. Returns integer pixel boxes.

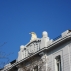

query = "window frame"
[55,55,61,71]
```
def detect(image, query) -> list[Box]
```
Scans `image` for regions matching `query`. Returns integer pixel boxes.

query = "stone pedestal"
[40,31,49,49]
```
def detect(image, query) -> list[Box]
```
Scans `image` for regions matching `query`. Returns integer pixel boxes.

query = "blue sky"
[0,0,71,63]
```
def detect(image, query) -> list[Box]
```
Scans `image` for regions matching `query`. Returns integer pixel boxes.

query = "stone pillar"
[17,45,25,61]
[23,47,28,58]
[39,52,48,71]
[40,31,49,49]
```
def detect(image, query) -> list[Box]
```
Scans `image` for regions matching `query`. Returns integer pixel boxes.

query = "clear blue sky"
[0,0,71,62]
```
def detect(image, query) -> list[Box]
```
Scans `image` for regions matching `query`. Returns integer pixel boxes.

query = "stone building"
[1,30,71,71]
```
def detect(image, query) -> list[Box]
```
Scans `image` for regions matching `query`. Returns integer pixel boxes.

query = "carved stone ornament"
[18,68,24,71]
[27,41,40,54]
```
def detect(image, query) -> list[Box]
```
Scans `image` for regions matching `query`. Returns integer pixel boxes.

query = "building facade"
[1,30,71,71]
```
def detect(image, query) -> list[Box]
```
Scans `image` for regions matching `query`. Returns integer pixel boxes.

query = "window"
[55,55,61,71]
[33,66,38,71]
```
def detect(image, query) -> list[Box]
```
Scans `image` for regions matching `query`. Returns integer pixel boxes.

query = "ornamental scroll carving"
[26,40,41,54]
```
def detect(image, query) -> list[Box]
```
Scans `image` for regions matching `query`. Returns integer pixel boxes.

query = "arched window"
[55,55,61,71]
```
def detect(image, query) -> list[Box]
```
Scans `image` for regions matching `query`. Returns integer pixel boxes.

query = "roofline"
[4,33,71,71]
[47,34,71,50]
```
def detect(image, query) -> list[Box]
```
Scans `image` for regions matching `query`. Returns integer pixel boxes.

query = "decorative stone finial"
[20,45,24,50]
[42,31,48,38]
[29,32,37,41]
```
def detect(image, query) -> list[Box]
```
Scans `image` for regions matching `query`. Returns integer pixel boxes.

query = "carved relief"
[26,41,41,54]
[18,68,24,71]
